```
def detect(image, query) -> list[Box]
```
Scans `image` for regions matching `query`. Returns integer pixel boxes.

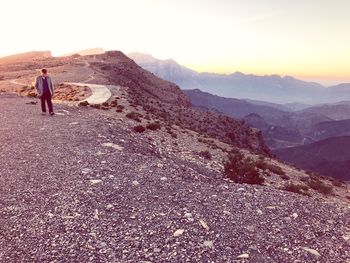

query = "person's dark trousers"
[40,93,53,113]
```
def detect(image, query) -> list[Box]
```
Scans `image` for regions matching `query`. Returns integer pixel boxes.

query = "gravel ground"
[0,93,349,262]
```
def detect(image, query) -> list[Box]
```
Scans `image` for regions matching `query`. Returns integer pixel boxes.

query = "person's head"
[41,68,47,76]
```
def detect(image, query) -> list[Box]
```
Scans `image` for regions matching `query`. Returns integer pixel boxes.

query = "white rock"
[266,206,277,209]
[257,209,263,215]
[302,247,321,257]
[89,179,102,185]
[160,177,167,181]
[157,163,164,168]
[102,142,124,151]
[47,212,54,218]
[173,229,184,237]
[184,213,193,218]
[94,209,99,220]
[153,248,161,253]
[82,168,92,175]
[199,219,209,231]
[237,253,249,259]
[203,240,214,248]
[223,210,232,215]
[106,204,114,210]
[342,234,350,241]
[132,180,140,186]
[69,122,79,125]
[292,213,298,219]
[237,188,245,192]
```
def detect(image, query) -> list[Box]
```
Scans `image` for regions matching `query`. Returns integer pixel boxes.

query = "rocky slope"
[0,93,349,262]
[85,51,270,154]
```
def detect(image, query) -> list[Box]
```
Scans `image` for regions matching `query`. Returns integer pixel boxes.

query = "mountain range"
[129,52,350,104]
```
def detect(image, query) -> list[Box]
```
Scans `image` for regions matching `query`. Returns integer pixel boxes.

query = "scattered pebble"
[102,142,124,151]
[237,253,249,259]
[302,247,321,257]
[106,204,114,210]
[132,180,140,186]
[203,240,214,248]
[94,209,99,220]
[89,179,102,185]
[199,219,209,231]
[173,229,184,237]
[82,168,92,175]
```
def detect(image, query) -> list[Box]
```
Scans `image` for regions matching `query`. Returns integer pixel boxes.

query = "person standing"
[35,68,54,115]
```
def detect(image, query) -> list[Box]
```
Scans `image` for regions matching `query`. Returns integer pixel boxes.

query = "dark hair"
[41,68,47,74]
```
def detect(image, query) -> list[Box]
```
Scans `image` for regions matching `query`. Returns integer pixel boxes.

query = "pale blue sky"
[1,0,349,84]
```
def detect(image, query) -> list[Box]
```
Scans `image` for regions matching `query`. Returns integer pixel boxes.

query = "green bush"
[133,125,146,133]
[224,149,264,185]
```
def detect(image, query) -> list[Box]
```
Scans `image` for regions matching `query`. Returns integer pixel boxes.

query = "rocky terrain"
[0,50,350,262]
[0,92,350,262]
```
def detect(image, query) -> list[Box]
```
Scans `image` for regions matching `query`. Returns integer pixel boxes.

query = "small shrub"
[307,178,333,195]
[267,164,285,175]
[102,102,109,107]
[79,101,89,106]
[283,183,310,196]
[280,174,290,180]
[170,132,177,138]
[199,150,212,160]
[110,99,118,107]
[256,159,268,170]
[331,179,345,187]
[146,122,161,131]
[90,104,101,109]
[133,125,145,133]
[126,111,142,122]
[300,176,309,182]
[116,105,124,112]
[224,149,264,185]
[27,92,37,98]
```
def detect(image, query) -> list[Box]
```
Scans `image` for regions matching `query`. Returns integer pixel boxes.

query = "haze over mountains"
[129,52,350,104]
[2,49,350,181]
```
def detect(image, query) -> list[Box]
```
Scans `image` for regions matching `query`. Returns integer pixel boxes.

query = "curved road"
[9,79,113,105]
[64,82,113,105]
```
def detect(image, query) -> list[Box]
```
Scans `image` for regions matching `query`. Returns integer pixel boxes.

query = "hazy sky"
[1,0,349,84]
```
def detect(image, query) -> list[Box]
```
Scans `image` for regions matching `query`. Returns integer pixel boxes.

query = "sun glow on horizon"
[0,0,349,85]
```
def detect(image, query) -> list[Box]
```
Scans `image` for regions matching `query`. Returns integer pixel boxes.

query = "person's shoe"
[50,112,55,116]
